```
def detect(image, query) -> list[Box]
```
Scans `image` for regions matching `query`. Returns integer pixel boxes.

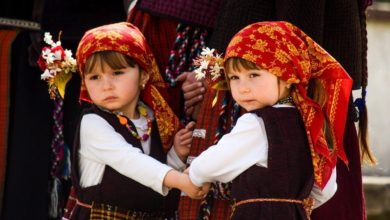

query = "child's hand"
[174,121,196,162]
[180,173,210,199]
[163,169,210,199]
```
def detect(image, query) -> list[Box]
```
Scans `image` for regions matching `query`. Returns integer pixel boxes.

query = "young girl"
[69,22,207,220]
[187,21,353,219]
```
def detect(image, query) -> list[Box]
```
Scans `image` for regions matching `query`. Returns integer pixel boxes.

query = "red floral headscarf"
[76,22,180,151]
[225,21,353,189]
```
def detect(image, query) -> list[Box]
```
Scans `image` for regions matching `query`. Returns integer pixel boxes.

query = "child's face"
[84,60,148,117]
[227,68,288,111]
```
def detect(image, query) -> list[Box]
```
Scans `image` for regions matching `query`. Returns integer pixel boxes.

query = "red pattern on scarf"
[225,21,352,189]
[76,22,180,151]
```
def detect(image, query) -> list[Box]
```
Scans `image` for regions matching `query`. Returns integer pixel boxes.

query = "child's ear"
[140,71,150,88]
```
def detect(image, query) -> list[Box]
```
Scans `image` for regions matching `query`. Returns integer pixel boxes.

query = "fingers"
[180,132,192,145]
[185,121,196,130]
[183,83,205,101]
[180,122,196,145]
[175,71,189,82]
[184,95,203,109]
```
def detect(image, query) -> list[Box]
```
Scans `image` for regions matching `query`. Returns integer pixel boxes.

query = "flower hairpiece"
[37,32,77,99]
[193,47,224,84]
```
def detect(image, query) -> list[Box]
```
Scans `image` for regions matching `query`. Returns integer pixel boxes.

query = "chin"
[242,106,254,112]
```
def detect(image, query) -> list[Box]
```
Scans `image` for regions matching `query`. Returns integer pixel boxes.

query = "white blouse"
[78,113,186,195]
[189,105,337,209]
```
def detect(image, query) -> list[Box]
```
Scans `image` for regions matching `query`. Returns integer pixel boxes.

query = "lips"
[103,96,117,102]
[240,99,255,103]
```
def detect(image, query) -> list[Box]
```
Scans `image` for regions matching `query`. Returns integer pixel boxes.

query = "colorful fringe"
[48,90,71,218]
[164,24,207,87]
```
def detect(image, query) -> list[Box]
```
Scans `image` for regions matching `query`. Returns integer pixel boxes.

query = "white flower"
[44,32,55,47]
[64,49,73,59]
[201,47,215,56]
[199,60,209,70]
[194,68,206,80]
[42,49,55,64]
[53,50,63,61]
[44,32,61,47]
[49,67,62,75]
[211,63,223,80]
[40,69,53,80]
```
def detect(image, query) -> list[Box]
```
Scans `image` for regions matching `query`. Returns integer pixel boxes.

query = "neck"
[124,100,141,119]
[276,96,293,105]
[126,110,140,119]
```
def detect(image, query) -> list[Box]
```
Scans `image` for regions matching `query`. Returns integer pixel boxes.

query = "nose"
[238,80,250,93]
[102,76,114,90]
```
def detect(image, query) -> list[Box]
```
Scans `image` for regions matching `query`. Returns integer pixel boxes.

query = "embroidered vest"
[70,105,167,220]
[231,107,314,220]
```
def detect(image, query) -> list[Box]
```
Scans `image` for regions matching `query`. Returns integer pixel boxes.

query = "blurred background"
[360,1,390,219]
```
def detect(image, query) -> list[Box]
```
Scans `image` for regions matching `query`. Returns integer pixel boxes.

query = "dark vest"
[231,107,314,220]
[70,105,167,219]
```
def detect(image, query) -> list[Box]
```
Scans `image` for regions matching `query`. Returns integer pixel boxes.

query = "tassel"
[48,177,62,218]
[61,144,71,179]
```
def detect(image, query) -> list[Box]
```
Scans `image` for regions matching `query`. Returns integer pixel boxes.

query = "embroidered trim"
[232,197,314,220]
[0,17,41,30]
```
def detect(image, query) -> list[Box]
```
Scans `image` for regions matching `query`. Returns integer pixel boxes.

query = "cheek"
[229,83,239,97]
[121,80,140,94]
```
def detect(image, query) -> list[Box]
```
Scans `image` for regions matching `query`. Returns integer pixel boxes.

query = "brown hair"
[84,51,139,75]
[226,57,335,148]
[307,79,334,149]
[224,57,260,80]
[358,10,376,165]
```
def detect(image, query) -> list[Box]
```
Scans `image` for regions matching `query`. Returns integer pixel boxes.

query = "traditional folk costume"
[189,21,353,220]
[68,22,182,220]
[209,1,373,219]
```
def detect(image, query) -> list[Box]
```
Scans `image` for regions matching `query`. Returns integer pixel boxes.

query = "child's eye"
[249,73,259,78]
[229,75,239,80]
[88,74,99,80]
[113,71,124,75]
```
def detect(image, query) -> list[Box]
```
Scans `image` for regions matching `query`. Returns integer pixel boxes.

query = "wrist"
[163,169,184,190]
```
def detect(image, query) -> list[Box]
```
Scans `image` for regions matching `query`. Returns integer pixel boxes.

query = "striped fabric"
[128,7,237,219]
[0,29,19,214]
[89,202,165,220]
[178,87,237,220]
[178,196,231,220]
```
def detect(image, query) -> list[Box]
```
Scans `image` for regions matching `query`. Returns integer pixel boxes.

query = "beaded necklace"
[276,96,293,105]
[116,104,152,142]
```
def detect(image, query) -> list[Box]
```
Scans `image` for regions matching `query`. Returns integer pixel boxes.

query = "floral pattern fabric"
[225,21,353,189]
[76,22,179,151]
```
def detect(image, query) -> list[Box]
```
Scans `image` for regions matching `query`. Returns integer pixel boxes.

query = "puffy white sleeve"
[79,114,172,195]
[167,146,186,171]
[310,167,337,209]
[189,113,268,187]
